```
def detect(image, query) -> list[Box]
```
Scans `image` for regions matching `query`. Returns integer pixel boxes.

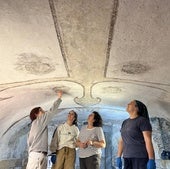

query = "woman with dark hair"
[76,111,106,169]
[26,91,63,169]
[116,100,156,169]
[50,110,79,169]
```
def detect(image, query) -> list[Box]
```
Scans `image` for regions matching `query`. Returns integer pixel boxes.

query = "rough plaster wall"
[0,117,170,169]
[151,118,170,169]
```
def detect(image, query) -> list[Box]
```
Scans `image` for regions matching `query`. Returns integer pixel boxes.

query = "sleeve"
[139,118,152,132]
[120,120,126,132]
[38,98,62,127]
[97,127,105,141]
[49,98,62,115]
[50,127,58,153]
[75,126,80,140]
[78,125,85,141]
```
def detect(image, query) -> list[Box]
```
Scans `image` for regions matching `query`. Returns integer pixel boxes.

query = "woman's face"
[67,111,76,123]
[88,113,95,124]
[126,100,137,113]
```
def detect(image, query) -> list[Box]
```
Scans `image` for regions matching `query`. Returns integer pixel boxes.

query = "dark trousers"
[79,154,101,169]
[124,158,148,169]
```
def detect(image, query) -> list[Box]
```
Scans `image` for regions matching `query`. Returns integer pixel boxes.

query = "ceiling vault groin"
[46,0,121,106]
[104,0,119,77]
[48,0,70,77]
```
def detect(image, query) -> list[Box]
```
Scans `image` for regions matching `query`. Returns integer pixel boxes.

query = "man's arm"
[41,91,63,126]
[49,91,62,114]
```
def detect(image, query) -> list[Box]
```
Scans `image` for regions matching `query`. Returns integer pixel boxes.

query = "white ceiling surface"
[0,0,170,138]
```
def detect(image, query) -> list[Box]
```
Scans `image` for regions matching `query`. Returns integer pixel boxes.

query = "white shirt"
[50,122,79,151]
[78,125,105,158]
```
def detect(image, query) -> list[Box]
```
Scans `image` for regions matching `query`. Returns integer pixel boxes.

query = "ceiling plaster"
[0,0,170,139]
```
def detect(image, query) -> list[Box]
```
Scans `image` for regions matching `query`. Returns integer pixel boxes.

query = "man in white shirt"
[50,110,79,169]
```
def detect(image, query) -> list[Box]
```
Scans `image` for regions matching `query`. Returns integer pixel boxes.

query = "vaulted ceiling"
[0,0,170,138]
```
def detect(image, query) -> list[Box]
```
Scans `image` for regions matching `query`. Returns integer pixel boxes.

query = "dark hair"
[70,110,78,126]
[30,107,41,122]
[135,100,149,120]
[92,111,103,127]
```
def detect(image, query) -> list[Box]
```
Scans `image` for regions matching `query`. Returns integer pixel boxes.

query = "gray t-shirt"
[121,116,152,158]
[28,98,62,153]
[78,125,105,158]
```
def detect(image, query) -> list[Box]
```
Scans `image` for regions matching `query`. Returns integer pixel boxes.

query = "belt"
[36,151,47,155]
